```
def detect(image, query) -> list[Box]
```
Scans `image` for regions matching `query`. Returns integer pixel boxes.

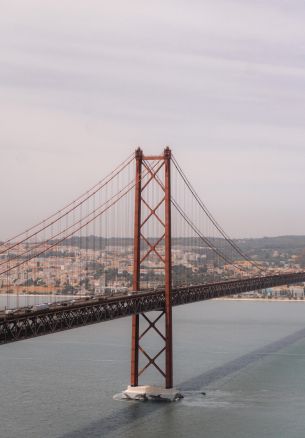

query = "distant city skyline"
[1,1,305,238]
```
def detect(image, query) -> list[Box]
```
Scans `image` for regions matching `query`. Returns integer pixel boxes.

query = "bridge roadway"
[1,272,305,344]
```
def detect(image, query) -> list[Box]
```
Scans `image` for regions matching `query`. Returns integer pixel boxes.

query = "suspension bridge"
[0,147,304,391]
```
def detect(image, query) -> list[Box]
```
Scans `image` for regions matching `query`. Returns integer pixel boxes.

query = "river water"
[0,294,72,310]
[1,300,305,437]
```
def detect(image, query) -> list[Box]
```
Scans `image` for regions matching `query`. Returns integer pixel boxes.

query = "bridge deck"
[1,272,305,344]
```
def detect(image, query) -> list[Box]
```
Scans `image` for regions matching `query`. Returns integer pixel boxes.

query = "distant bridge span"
[1,272,305,345]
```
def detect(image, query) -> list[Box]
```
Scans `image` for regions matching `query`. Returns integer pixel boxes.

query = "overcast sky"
[1,0,305,239]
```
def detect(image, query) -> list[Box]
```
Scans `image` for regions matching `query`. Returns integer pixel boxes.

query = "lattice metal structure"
[131,147,173,388]
[1,272,305,345]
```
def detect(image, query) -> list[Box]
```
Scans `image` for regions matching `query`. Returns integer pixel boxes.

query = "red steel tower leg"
[130,148,142,387]
[164,147,173,388]
[130,147,173,389]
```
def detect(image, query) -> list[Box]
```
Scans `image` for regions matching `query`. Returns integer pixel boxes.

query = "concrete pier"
[121,385,183,402]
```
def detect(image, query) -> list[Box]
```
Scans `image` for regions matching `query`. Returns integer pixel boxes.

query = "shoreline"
[1,294,304,303]
[0,294,77,299]
[215,297,305,302]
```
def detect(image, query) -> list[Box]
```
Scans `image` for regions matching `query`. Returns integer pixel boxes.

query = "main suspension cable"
[0,152,134,254]
[143,158,250,274]
[172,154,266,273]
[172,198,251,273]
[1,159,160,276]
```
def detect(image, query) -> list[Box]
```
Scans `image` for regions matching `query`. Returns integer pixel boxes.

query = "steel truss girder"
[1,272,305,344]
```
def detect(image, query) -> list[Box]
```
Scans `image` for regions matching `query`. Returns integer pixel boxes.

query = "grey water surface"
[1,300,305,438]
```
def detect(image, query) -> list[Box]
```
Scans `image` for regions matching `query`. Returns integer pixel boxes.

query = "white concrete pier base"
[120,385,183,402]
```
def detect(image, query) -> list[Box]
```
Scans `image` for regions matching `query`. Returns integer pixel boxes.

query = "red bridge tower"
[130,147,173,390]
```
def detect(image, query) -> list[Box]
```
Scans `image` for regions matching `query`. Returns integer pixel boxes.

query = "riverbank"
[215,297,305,302]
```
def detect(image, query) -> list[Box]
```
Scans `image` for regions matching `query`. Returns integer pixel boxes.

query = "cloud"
[0,0,305,237]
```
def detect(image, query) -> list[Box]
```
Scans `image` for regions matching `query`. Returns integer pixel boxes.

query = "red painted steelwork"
[131,148,142,386]
[164,147,173,388]
[130,147,173,388]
